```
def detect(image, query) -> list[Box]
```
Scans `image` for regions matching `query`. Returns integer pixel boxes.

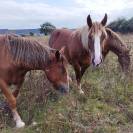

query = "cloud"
[0,0,80,28]
[73,0,133,21]
[0,0,132,29]
[74,0,133,11]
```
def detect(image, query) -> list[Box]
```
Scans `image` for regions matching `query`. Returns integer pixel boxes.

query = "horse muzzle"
[92,56,103,67]
[57,84,69,94]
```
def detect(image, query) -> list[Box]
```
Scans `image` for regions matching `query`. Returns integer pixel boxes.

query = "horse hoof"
[79,90,84,94]
[16,120,25,128]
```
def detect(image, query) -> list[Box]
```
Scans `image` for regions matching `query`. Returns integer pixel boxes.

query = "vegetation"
[108,17,133,33]
[40,22,56,35]
[29,32,34,36]
[0,34,133,133]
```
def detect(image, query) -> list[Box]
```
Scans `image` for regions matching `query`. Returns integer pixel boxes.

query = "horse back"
[49,29,73,61]
[49,29,84,62]
[49,29,73,49]
[0,35,11,66]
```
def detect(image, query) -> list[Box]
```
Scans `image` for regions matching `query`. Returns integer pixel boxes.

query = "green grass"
[0,37,133,133]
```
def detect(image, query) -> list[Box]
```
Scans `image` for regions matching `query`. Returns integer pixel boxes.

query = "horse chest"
[11,70,27,85]
[79,53,91,66]
[0,68,27,85]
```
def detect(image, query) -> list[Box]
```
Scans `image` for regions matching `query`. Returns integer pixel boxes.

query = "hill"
[0,29,41,36]
[0,34,133,133]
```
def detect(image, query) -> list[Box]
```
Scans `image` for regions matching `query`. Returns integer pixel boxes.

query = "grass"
[0,34,133,133]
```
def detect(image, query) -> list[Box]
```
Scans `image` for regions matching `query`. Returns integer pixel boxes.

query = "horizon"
[0,0,133,29]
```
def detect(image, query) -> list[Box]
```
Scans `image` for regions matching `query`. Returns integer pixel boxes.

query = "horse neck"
[28,59,47,71]
[27,52,50,70]
[3,35,50,71]
[106,31,128,55]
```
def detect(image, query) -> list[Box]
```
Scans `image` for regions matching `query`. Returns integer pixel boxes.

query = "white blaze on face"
[94,34,102,66]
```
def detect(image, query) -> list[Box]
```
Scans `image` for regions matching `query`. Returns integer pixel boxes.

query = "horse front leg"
[73,63,84,94]
[76,65,89,93]
[13,81,23,98]
[0,79,25,128]
[81,65,88,77]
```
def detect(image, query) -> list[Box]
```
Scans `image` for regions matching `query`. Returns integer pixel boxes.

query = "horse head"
[45,47,69,94]
[87,14,108,67]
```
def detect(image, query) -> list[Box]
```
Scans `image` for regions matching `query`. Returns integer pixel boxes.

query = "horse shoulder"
[69,31,83,53]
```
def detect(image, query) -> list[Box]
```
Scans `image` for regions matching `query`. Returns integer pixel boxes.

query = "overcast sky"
[0,0,132,29]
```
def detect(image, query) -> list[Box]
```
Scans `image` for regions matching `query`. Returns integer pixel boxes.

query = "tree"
[108,18,127,32]
[108,17,133,33]
[29,32,34,36]
[40,22,56,35]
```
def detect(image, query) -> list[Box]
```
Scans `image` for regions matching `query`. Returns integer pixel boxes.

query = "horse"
[49,14,130,94]
[0,34,69,128]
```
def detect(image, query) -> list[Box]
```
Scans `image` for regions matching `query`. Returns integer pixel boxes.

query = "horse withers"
[0,35,69,128]
[49,14,130,94]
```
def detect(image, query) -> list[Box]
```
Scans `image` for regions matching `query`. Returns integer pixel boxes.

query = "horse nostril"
[92,58,95,65]
[92,57,103,67]
[96,64,100,67]
[58,85,69,94]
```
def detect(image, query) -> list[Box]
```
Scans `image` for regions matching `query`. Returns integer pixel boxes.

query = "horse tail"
[49,30,60,48]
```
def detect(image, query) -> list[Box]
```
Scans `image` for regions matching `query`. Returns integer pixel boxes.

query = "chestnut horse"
[0,35,69,128]
[49,14,130,94]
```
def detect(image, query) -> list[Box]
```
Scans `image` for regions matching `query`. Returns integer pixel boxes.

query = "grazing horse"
[0,35,69,128]
[49,14,130,94]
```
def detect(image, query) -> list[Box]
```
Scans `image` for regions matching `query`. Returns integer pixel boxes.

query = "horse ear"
[101,13,107,26]
[55,50,61,61]
[87,14,92,28]
[59,46,65,54]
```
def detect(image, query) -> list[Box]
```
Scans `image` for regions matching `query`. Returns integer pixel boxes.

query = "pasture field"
[0,34,133,133]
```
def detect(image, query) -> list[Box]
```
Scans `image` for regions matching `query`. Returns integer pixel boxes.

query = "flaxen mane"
[79,25,89,50]
[5,35,50,68]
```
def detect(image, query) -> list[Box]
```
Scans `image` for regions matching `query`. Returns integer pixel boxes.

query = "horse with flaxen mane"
[49,14,130,94]
[0,34,69,128]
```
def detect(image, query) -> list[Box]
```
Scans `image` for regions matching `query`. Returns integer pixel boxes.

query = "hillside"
[0,29,41,36]
[0,34,133,133]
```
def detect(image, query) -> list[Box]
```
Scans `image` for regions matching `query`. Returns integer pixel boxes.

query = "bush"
[40,22,56,35]
[108,17,133,33]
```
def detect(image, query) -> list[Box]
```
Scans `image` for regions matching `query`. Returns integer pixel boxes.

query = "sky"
[0,0,133,29]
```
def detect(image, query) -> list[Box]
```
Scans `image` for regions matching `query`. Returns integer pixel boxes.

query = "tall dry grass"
[0,34,133,133]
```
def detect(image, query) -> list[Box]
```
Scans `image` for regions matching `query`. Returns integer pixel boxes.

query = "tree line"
[108,17,133,33]
[39,17,133,35]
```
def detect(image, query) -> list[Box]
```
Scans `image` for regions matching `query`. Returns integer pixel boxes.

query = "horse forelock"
[79,23,107,51]
[90,22,107,36]
[5,35,51,68]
